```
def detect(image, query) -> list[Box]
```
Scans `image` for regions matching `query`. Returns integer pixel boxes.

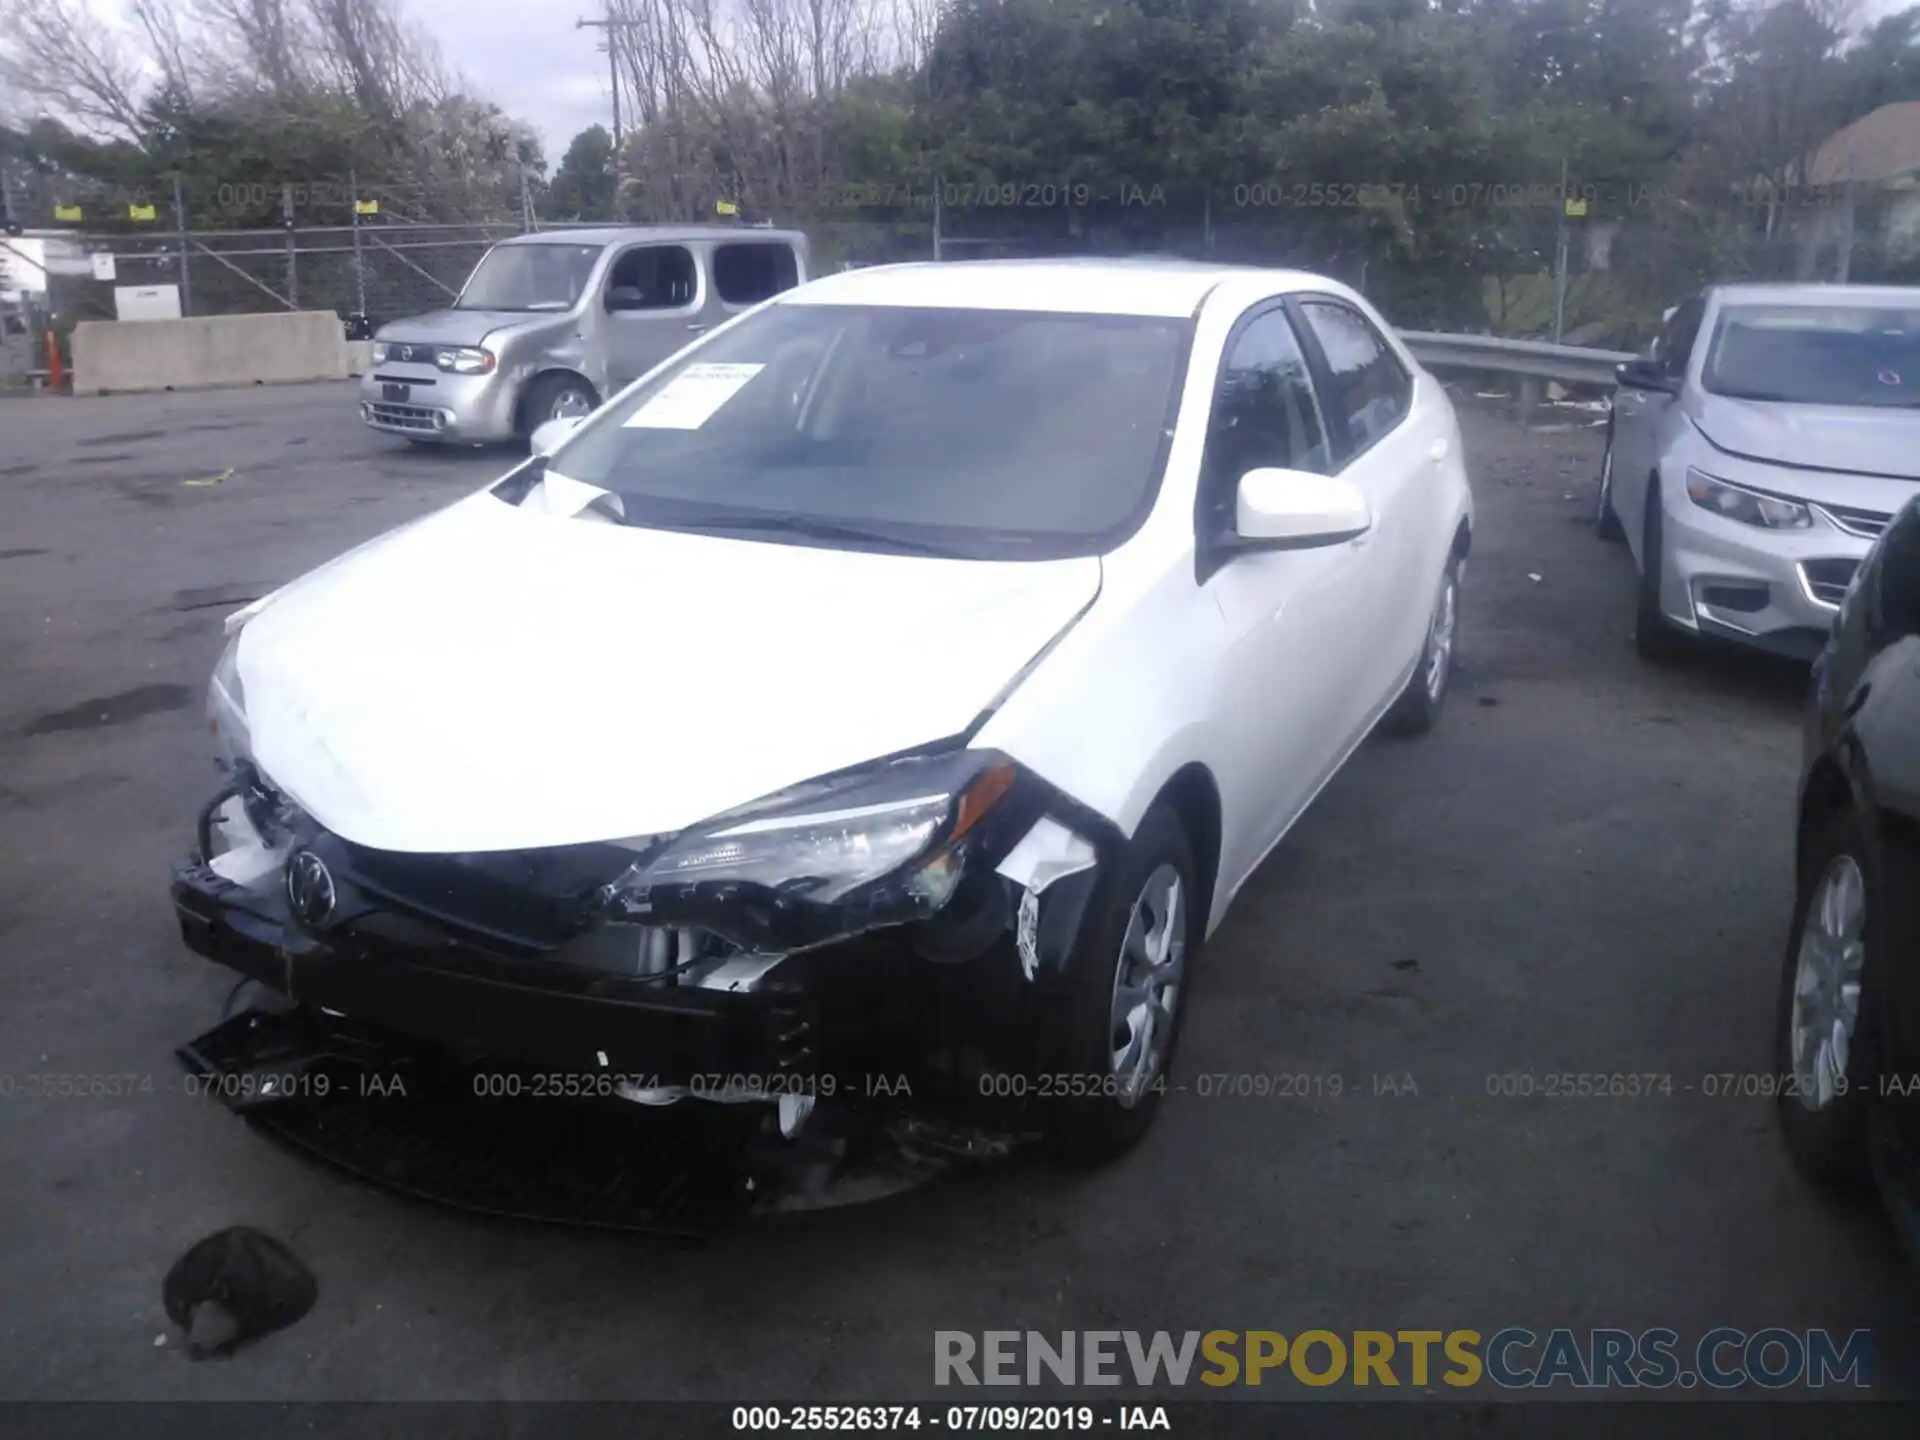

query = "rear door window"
[713,243,801,306]
[1297,300,1412,460]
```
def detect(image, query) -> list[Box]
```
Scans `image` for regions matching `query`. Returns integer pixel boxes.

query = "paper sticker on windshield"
[624,362,765,429]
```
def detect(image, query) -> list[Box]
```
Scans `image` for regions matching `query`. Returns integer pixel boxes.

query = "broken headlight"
[208,632,251,770]
[600,749,1020,951]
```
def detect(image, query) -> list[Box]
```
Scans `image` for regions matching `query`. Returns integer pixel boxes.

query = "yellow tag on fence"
[715,199,739,216]
[355,199,379,215]
[54,204,83,222]
[129,203,157,221]
[1564,197,1589,218]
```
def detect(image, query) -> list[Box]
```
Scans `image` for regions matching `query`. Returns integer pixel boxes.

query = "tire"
[1633,480,1691,660]
[1049,802,1199,1163]
[1773,806,1894,1193]
[1595,424,1625,541]
[520,373,599,439]
[1382,557,1460,736]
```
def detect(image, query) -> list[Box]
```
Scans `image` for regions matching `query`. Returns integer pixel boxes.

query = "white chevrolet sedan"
[175,259,1473,1161]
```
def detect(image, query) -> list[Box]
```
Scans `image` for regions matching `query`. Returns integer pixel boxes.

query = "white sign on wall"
[114,284,183,322]
[90,253,117,282]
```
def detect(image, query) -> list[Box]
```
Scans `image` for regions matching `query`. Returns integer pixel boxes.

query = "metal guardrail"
[1399,330,1636,387]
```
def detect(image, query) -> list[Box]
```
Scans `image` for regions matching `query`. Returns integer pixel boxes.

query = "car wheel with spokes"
[1051,801,1198,1162]
[1774,807,1888,1192]
[1595,424,1624,541]
[1383,557,1460,736]
[520,373,599,440]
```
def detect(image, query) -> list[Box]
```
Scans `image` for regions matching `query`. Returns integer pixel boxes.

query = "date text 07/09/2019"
[731,1405,1170,1432]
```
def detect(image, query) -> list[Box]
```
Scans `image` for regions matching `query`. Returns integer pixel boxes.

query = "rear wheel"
[1634,481,1690,660]
[1050,803,1198,1163]
[1595,424,1624,540]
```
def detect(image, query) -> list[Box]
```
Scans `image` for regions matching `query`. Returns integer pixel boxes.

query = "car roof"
[1706,282,1920,307]
[498,226,808,248]
[784,258,1340,318]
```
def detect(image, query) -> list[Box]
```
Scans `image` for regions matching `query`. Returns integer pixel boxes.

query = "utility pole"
[1552,156,1570,345]
[577,8,637,217]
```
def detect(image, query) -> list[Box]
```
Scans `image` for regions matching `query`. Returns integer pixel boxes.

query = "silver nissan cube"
[359,225,810,446]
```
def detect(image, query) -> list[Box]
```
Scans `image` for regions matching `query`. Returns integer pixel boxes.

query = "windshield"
[1701,304,1920,408]
[455,243,603,312]
[539,302,1193,560]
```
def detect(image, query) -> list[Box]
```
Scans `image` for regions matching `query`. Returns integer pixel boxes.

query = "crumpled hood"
[375,309,531,349]
[235,494,1100,854]
[1693,394,1920,481]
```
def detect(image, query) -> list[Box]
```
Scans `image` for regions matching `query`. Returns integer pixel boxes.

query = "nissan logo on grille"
[394,344,435,364]
[286,850,337,927]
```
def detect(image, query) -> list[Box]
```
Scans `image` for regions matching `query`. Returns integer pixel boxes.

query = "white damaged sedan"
[174,258,1472,1159]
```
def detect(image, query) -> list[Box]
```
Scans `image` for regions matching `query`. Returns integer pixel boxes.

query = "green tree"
[548,124,615,222]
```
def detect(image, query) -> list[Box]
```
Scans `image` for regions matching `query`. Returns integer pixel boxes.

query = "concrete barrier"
[345,340,374,376]
[72,312,351,396]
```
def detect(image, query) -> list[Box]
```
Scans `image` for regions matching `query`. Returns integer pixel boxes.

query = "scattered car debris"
[161,1225,317,1360]
[1391,957,1420,972]
[182,469,235,488]
[1528,572,1543,582]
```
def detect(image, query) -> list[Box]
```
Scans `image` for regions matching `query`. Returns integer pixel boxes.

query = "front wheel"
[1049,802,1198,1163]
[1634,482,1691,660]
[520,373,600,438]
[1382,557,1460,736]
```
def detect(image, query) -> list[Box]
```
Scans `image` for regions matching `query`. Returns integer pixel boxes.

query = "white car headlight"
[208,633,251,769]
[600,750,1020,952]
[1685,468,1812,530]
[371,341,391,363]
[435,346,496,375]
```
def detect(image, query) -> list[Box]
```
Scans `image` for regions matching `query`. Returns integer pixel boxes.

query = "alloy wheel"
[1425,574,1458,703]
[550,388,594,421]
[1108,864,1186,1107]
[1789,854,1867,1112]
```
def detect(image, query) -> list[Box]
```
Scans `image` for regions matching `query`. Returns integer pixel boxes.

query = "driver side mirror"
[1230,468,1372,550]
[530,415,585,457]
[1616,359,1677,394]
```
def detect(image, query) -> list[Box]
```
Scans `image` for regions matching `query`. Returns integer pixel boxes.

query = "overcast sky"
[410,0,615,161]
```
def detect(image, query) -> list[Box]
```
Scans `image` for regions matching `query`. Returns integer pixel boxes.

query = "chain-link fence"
[7,167,1919,382]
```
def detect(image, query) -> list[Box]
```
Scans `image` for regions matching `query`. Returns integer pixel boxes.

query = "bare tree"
[0,0,153,140]
[304,0,449,119]
[1692,0,1860,233]
[186,0,319,101]
[605,0,892,218]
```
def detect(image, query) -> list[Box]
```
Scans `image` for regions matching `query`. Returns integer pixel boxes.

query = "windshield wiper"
[1712,388,1801,402]
[650,512,979,558]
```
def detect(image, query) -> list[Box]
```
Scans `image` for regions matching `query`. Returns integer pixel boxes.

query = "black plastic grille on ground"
[179,1009,758,1236]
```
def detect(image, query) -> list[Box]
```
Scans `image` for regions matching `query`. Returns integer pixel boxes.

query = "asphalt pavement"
[0,383,1915,1403]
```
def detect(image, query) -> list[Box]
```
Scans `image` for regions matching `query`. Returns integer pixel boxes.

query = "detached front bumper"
[358,367,518,443]
[169,778,1113,1107]
[1659,492,1872,660]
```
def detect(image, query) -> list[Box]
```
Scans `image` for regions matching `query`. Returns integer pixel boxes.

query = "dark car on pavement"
[1779,492,1920,1253]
